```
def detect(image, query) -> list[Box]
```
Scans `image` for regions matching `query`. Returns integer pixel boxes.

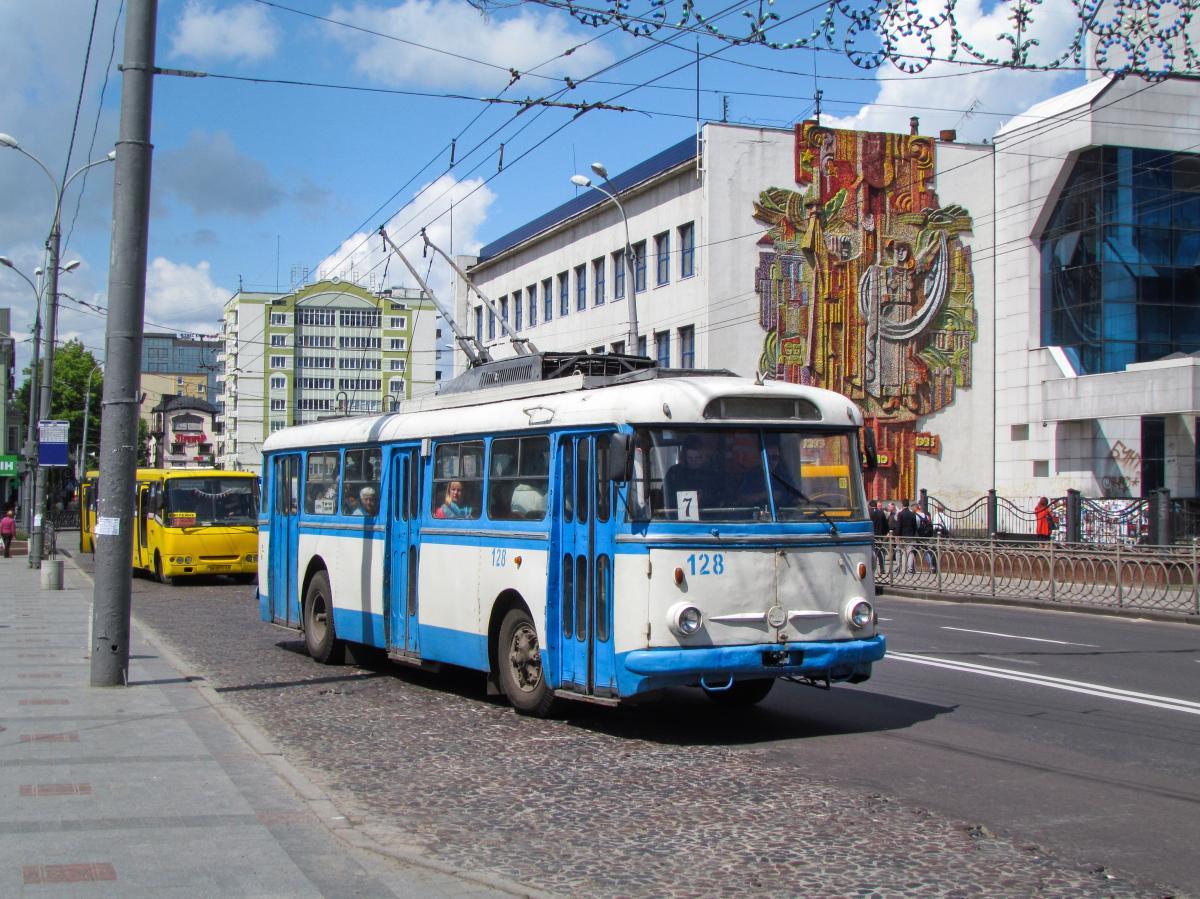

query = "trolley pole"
[91,0,157,687]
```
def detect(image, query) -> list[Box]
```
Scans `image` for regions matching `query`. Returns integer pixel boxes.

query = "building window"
[500,295,509,327]
[270,421,286,433]
[389,378,405,395]
[339,309,381,328]
[575,264,587,311]
[527,285,538,328]
[475,307,483,345]
[270,399,286,412]
[655,330,670,367]
[389,316,407,329]
[637,335,647,356]
[633,241,647,292]
[542,278,553,323]
[298,309,335,326]
[270,376,286,390]
[390,359,407,371]
[270,334,287,347]
[611,340,625,355]
[559,271,570,317]
[389,337,406,351]
[270,312,289,326]
[679,222,695,278]
[679,325,695,368]
[514,292,523,330]
[593,258,606,306]
[270,356,287,369]
[612,248,626,299]
[655,231,670,286]
[487,307,496,340]
[1041,146,1200,374]
[300,334,334,348]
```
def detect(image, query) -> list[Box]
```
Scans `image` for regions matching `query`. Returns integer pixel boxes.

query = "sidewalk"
[0,557,515,898]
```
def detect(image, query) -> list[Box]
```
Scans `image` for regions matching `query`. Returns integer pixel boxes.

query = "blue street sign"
[38,420,70,467]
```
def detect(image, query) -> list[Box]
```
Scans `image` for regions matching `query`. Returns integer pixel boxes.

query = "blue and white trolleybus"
[259,354,885,715]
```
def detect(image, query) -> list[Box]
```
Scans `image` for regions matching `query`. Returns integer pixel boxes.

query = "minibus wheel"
[497,608,556,717]
[303,571,344,665]
[154,552,174,587]
[703,678,774,706]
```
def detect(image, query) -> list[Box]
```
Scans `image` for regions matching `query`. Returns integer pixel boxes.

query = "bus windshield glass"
[164,477,259,527]
[629,427,864,523]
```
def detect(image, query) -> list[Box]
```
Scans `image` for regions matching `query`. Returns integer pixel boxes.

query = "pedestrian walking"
[895,500,918,573]
[1034,496,1056,541]
[914,502,937,572]
[1,508,15,558]
[868,500,889,573]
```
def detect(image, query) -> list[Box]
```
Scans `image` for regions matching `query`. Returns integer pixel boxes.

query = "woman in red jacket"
[1034,496,1056,541]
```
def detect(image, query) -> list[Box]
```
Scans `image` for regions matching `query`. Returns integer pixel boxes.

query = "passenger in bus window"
[355,486,379,517]
[434,480,472,518]
[342,488,360,516]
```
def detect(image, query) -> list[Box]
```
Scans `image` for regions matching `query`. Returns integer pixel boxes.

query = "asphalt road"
[73,553,1198,897]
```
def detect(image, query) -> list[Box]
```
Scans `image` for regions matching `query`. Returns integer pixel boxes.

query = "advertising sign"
[0,455,18,477]
[38,420,70,467]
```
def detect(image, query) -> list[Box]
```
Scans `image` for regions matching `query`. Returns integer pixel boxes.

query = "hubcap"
[310,596,328,641]
[507,622,542,693]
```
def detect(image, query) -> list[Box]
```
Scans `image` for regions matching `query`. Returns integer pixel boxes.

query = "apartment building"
[218,279,437,473]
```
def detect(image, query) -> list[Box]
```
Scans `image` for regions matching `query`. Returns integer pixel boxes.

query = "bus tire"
[497,608,556,717]
[154,552,175,587]
[703,678,775,707]
[304,571,344,665]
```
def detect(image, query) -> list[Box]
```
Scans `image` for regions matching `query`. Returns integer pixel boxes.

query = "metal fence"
[919,490,1200,546]
[874,535,1199,617]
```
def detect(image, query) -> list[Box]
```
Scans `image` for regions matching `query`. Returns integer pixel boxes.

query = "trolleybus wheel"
[703,678,775,706]
[497,608,556,717]
[303,571,344,665]
[154,552,175,587]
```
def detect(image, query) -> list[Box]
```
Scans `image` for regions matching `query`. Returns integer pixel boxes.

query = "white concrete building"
[218,280,438,473]
[455,77,1200,504]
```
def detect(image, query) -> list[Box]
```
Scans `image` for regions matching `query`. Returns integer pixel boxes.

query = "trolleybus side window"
[305,452,341,515]
[343,448,382,516]
[432,441,483,519]
[488,436,549,521]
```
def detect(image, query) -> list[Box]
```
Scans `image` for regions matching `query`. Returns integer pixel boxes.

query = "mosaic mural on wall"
[753,122,977,500]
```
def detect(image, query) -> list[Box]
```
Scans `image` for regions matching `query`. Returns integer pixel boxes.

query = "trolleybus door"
[557,432,617,697]
[385,447,420,655]
[269,454,301,627]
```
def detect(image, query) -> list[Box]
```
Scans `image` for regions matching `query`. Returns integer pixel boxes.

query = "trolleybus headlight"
[668,602,704,637]
[844,598,873,630]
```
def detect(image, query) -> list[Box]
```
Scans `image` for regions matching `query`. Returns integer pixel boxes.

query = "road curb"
[876,585,1200,625]
[63,553,555,899]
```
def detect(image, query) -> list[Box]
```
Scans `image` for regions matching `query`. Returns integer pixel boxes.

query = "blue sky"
[0,1,1111,376]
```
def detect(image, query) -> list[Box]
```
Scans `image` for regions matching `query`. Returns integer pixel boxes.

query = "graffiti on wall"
[752,122,978,500]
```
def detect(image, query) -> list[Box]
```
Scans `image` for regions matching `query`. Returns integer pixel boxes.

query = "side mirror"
[862,427,878,472]
[606,433,633,482]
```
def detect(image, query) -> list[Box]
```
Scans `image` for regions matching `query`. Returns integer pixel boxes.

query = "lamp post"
[0,256,44,531]
[571,161,641,355]
[79,362,103,481]
[0,132,115,565]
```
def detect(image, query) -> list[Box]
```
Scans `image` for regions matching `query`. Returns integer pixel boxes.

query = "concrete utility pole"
[91,0,157,687]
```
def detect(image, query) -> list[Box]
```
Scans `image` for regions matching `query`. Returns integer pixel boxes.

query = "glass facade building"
[1041,146,1200,374]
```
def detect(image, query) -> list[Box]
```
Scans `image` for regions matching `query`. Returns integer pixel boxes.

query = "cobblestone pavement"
[122,574,1180,898]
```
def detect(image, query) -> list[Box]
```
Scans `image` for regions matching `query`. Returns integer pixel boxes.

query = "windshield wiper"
[770,471,838,536]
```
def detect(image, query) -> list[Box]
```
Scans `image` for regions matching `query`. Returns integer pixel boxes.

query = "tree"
[137,418,150,466]
[14,339,104,455]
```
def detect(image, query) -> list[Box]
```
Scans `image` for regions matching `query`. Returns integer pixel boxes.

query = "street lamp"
[571,162,641,355]
[0,132,115,565]
[79,362,103,481]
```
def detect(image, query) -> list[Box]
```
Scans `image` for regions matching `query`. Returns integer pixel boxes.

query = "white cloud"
[169,0,279,63]
[316,173,495,306]
[820,0,1084,141]
[144,258,230,336]
[328,0,613,90]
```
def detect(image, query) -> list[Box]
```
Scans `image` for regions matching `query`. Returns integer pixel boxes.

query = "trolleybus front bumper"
[618,634,886,696]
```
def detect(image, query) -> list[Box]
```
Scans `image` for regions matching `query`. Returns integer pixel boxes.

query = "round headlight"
[667,602,704,637]
[846,598,873,630]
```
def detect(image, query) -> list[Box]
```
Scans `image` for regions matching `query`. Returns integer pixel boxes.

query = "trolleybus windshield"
[631,427,863,522]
